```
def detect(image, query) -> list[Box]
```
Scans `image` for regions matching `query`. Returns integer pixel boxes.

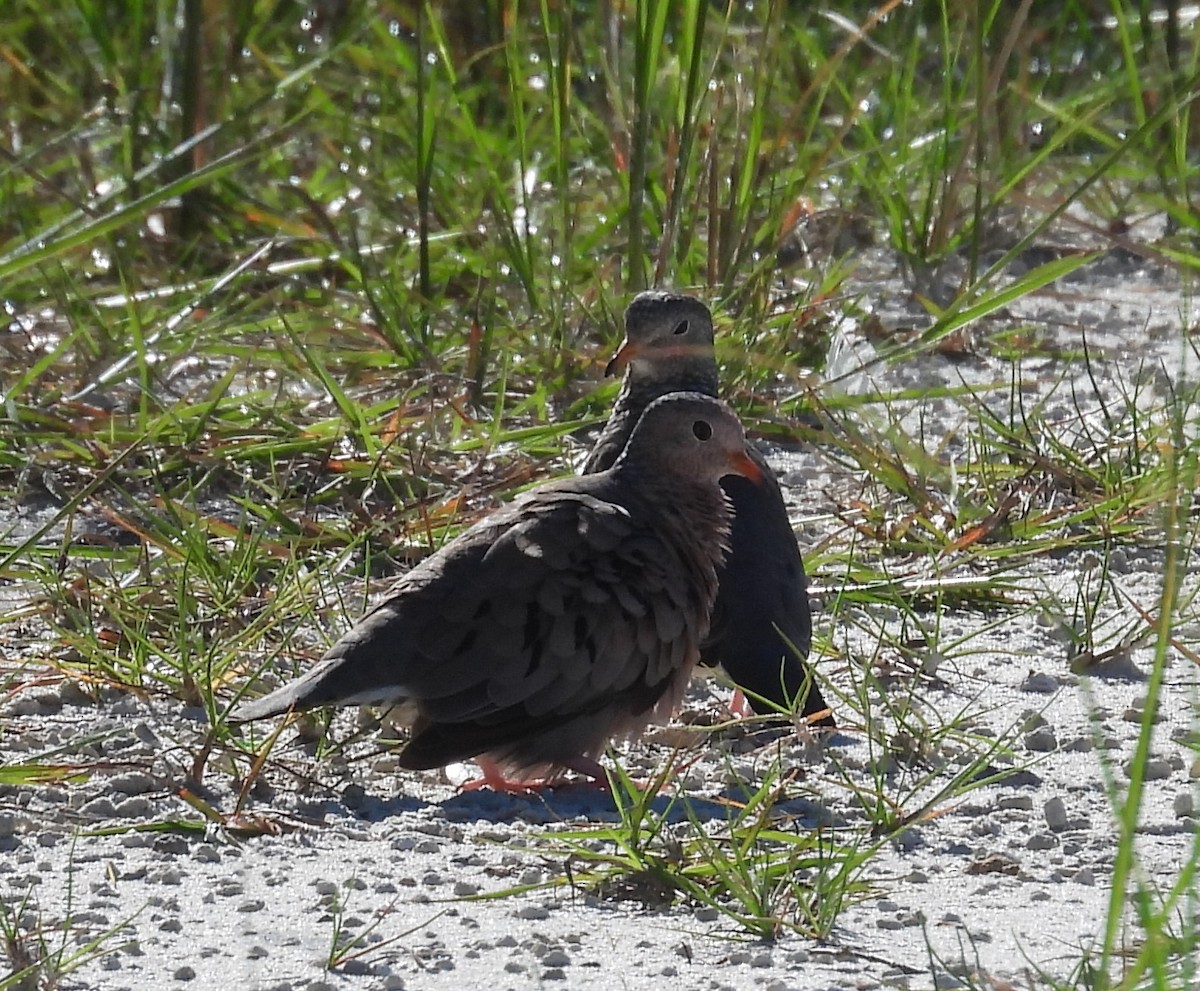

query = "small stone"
[1024,728,1058,752]
[114,796,153,818]
[1043,797,1068,831]
[174,966,196,981]
[237,900,265,913]
[1074,868,1095,886]
[80,797,118,818]
[1126,759,1171,781]
[516,905,550,920]
[1027,833,1057,851]
[1174,793,1194,818]
[966,854,1018,876]
[541,949,570,967]
[110,772,157,795]
[1021,672,1059,694]
[694,906,719,922]
[997,795,1033,811]
[154,835,189,856]
[453,881,479,897]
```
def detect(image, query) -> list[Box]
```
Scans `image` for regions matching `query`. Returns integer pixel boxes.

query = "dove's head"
[604,291,717,387]
[617,392,761,486]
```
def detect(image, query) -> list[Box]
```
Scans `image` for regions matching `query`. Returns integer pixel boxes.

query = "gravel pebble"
[1024,728,1058,752]
[1043,797,1068,831]
[516,904,550,920]
[109,772,156,795]
[1126,759,1172,781]
[1021,672,1059,693]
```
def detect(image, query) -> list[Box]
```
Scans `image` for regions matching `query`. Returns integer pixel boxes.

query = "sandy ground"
[2,248,1197,990]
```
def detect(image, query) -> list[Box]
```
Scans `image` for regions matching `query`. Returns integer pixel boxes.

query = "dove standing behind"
[237,392,764,791]
[585,291,834,725]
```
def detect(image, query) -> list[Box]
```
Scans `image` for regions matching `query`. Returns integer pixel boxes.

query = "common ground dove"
[236,392,764,790]
[584,291,834,725]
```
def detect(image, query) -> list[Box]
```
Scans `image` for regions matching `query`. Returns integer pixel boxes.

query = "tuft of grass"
[474,753,878,941]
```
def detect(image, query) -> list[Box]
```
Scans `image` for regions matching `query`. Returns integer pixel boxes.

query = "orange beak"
[725,448,764,484]
[604,338,638,378]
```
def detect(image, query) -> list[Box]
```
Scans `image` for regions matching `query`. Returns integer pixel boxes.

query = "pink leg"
[728,689,753,718]
[458,757,542,794]
[457,755,608,794]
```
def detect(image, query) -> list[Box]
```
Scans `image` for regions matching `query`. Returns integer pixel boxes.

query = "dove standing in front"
[236,392,764,791]
[585,291,834,726]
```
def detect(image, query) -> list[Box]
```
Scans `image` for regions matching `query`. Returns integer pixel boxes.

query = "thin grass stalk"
[721,0,782,289]
[415,2,435,340]
[500,3,539,309]
[176,0,206,241]
[540,0,573,305]
[656,0,708,286]
[1097,441,1193,987]
[628,0,670,291]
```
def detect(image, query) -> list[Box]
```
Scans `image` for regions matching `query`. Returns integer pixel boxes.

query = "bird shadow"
[339,726,856,827]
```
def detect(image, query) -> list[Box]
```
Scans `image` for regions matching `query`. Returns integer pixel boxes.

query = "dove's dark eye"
[692,420,713,441]
[672,320,689,335]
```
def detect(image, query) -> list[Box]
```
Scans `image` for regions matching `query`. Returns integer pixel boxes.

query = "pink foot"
[457,756,608,794]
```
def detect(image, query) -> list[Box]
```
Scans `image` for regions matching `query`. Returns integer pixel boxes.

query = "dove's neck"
[640,468,732,633]
[583,362,719,475]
